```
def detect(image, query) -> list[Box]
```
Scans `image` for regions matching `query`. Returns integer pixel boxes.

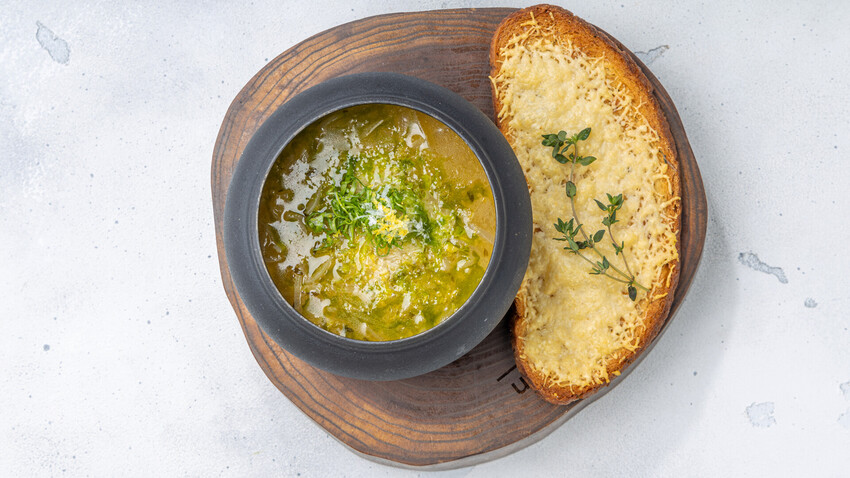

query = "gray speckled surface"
[2,1,849,476]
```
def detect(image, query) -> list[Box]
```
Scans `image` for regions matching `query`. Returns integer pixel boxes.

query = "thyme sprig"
[542,128,648,301]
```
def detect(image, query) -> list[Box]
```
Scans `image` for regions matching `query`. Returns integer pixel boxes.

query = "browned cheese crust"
[490,5,681,405]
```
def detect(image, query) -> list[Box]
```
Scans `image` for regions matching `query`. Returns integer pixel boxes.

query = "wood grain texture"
[211,8,707,469]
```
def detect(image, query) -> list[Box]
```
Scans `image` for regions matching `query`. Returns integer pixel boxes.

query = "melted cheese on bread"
[492,16,679,389]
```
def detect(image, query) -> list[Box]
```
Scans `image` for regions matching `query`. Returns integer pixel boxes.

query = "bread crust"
[490,5,681,405]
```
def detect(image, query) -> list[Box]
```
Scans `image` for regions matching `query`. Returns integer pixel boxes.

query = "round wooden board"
[211,8,707,469]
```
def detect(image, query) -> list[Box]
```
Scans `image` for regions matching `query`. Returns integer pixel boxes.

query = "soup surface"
[258,104,496,341]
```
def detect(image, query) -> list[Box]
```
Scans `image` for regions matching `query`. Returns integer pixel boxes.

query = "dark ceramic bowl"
[223,72,531,380]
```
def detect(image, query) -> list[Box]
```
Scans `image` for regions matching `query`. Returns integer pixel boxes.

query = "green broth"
[258,104,496,341]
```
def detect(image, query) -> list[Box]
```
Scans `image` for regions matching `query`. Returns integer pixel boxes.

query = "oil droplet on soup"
[258,104,496,341]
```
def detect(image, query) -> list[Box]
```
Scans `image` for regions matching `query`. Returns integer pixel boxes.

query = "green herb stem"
[573,250,633,285]
[568,153,587,242]
[605,224,648,291]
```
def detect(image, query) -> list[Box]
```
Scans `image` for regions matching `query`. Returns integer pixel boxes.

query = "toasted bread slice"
[490,5,681,404]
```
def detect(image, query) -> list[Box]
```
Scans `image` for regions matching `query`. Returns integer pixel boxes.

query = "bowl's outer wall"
[223,72,531,380]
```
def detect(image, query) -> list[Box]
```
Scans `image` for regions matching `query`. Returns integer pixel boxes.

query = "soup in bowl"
[259,104,496,341]
[223,73,530,380]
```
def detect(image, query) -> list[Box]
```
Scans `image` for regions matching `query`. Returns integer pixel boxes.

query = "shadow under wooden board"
[211,7,707,470]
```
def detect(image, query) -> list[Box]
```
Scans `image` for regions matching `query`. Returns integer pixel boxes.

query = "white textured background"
[2,1,849,476]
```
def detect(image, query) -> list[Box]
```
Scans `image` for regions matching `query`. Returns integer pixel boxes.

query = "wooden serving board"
[211,8,707,469]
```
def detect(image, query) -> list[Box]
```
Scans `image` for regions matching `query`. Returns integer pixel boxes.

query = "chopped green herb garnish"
[305,155,434,254]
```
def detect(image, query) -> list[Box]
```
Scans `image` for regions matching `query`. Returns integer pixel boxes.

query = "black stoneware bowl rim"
[223,72,531,380]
